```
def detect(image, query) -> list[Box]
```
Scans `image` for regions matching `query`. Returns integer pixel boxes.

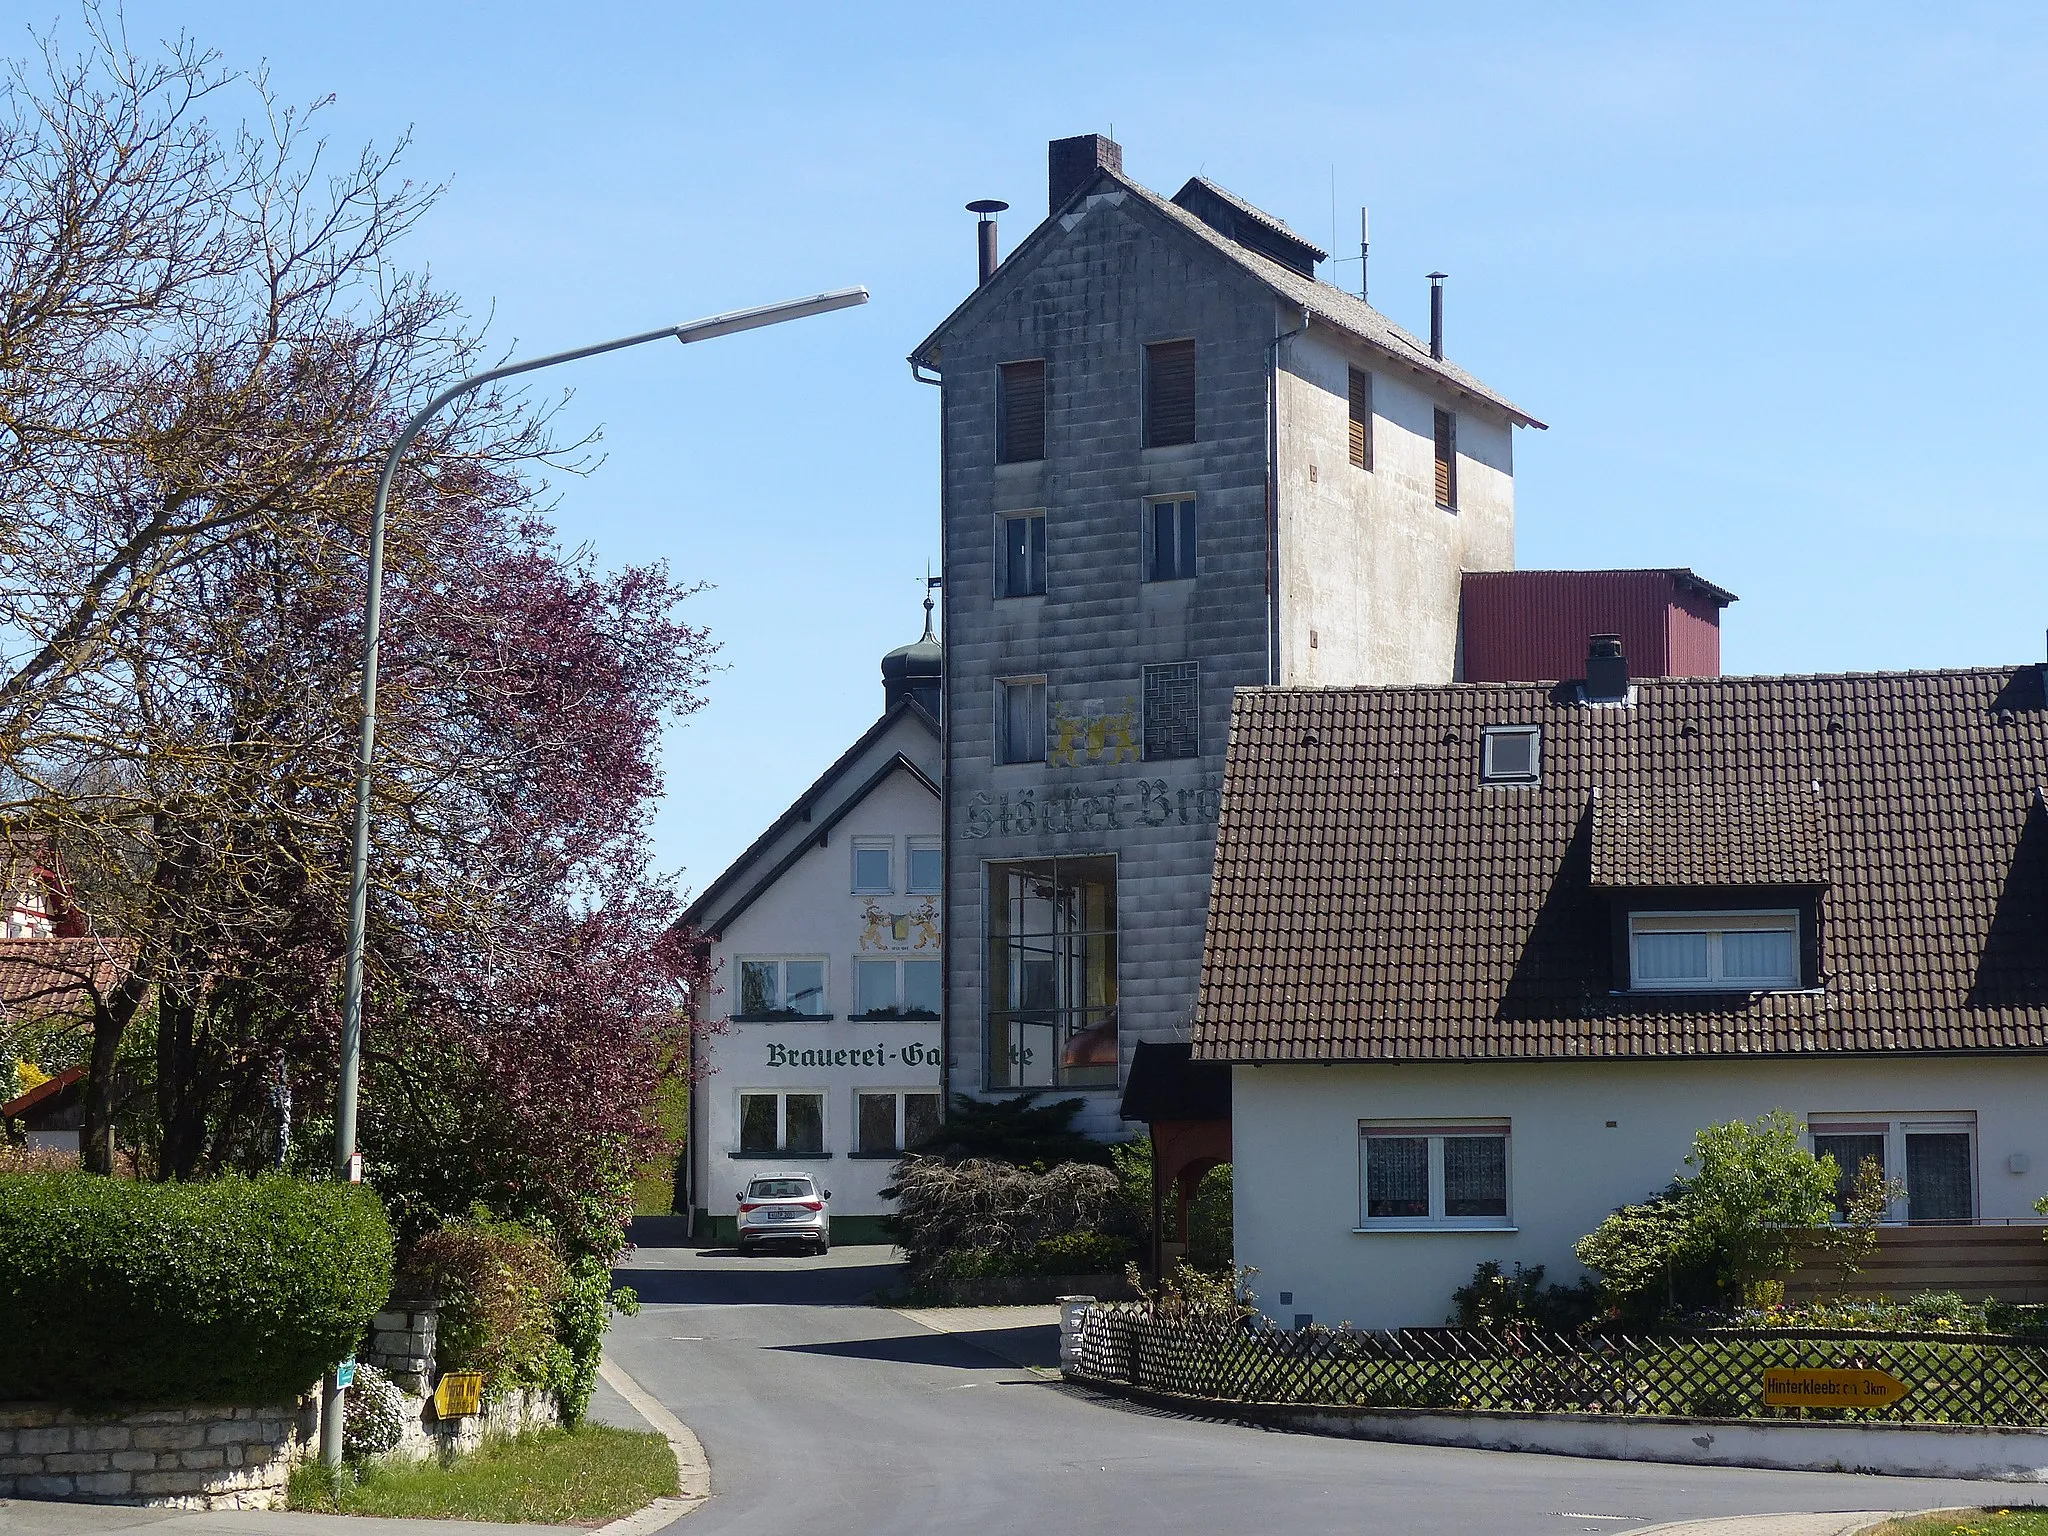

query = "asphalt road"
[607,1239,2015,1536]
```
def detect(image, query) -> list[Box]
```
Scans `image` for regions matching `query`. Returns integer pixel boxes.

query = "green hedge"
[0,1172,393,1406]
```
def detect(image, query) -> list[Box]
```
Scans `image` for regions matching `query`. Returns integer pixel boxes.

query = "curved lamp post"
[320,286,868,1463]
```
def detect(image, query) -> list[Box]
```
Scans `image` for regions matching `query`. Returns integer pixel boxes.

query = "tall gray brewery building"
[910,134,1543,1134]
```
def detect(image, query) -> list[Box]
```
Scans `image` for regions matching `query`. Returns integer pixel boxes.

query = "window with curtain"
[1810,1116,1976,1222]
[1629,911,1800,991]
[1359,1124,1511,1228]
[997,678,1046,764]
[998,512,1045,598]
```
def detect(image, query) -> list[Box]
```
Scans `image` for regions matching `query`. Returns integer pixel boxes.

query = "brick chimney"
[1048,133,1123,215]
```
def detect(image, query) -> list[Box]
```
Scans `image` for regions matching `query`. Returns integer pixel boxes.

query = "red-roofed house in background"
[0,842,133,1156]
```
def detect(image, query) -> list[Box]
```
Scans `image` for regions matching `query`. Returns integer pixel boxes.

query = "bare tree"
[0,10,712,1176]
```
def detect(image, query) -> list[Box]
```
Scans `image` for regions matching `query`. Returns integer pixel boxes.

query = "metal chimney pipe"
[1427,271,1447,360]
[968,199,1008,286]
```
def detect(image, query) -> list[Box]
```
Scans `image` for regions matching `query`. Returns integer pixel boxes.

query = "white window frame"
[1144,493,1198,583]
[1481,725,1541,785]
[907,837,943,895]
[996,676,1048,765]
[996,510,1047,599]
[735,1088,828,1157]
[853,1088,945,1157]
[852,837,894,895]
[1357,1121,1513,1232]
[734,956,830,1020]
[851,956,941,1020]
[1808,1113,1978,1224]
[1628,909,1800,993]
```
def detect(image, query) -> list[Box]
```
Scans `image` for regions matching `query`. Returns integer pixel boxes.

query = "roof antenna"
[1359,207,1370,303]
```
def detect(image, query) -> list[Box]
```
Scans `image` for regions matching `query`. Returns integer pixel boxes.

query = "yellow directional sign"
[1762,1367,1909,1409]
[433,1370,484,1418]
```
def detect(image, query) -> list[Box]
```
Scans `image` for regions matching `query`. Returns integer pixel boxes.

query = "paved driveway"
[607,1241,2017,1536]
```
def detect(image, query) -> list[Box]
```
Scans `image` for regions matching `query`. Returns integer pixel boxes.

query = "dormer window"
[1481,726,1540,784]
[1629,910,1800,992]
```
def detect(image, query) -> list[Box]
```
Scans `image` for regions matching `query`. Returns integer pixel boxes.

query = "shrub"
[552,1254,638,1428]
[345,1362,407,1459]
[0,1172,392,1404]
[1576,1111,1859,1320]
[1684,1111,1841,1300]
[1130,1260,1257,1324]
[888,1157,1139,1277]
[929,1230,1135,1280]
[1449,1261,1603,1330]
[910,1094,1111,1169]
[400,1217,568,1404]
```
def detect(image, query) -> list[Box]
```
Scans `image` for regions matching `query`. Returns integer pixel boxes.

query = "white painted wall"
[1232,1056,2048,1330]
[692,762,941,1229]
[1274,327,1516,688]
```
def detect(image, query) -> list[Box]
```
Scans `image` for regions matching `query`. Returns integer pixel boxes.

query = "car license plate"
[763,1207,801,1221]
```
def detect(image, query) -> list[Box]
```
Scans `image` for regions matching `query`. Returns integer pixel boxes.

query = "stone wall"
[360,1301,558,1461]
[0,1396,317,1510]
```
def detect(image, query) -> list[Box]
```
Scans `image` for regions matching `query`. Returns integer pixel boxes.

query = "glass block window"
[1143,662,1199,761]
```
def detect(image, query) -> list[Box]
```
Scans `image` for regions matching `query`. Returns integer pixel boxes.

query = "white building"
[1196,656,2048,1328]
[683,617,944,1245]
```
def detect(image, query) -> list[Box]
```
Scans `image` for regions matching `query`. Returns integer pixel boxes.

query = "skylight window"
[1481,726,1540,785]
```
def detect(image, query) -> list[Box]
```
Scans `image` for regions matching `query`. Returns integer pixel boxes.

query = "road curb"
[1617,1512,1910,1536]
[595,1355,711,1530]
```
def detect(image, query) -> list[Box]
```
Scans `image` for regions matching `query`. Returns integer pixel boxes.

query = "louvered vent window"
[1433,408,1458,508]
[1348,368,1373,470]
[1142,662,1199,761]
[1144,339,1197,447]
[999,360,1046,463]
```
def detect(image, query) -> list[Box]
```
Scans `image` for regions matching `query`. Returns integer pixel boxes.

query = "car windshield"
[747,1178,813,1200]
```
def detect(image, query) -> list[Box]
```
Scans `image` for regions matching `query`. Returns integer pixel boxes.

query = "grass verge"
[288,1424,679,1523]
[1867,1511,2048,1536]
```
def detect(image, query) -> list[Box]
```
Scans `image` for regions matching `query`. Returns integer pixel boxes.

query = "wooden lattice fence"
[1068,1308,2048,1427]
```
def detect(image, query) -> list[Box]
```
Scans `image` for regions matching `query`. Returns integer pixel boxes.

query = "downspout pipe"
[1265,304,1310,685]
[908,359,949,1115]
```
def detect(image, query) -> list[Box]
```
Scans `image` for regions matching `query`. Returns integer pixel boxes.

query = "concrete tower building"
[909,134,1544,1133]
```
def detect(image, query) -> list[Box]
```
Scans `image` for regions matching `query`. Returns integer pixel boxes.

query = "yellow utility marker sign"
[433,1370,484,1418]
[1761,1367,1909,1408]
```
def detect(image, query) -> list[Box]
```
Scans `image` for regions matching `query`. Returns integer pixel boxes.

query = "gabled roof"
[1195,666,2048,1064]
[679,697,939,938]
[910,166,1544,429]
[2,1063,83,1120]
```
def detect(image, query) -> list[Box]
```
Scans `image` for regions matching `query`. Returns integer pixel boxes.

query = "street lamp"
[320,286,868,1463]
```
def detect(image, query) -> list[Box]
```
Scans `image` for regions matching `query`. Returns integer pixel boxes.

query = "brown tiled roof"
[1194,666,2048,1063]
[1590,784,1829,888]
[0,937,133,1020]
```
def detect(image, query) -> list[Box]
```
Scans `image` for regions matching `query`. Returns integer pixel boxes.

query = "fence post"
[1126,1314,1142,1390]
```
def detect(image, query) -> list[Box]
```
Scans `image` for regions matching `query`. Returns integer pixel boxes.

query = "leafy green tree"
[1576,1110,1848,1318]
[1684,1110,1841,1302]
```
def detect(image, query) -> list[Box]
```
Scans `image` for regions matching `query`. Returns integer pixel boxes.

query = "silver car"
[735,1173,831,1255]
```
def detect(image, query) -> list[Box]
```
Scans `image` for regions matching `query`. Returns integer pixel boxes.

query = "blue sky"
[94,2,2048,891]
